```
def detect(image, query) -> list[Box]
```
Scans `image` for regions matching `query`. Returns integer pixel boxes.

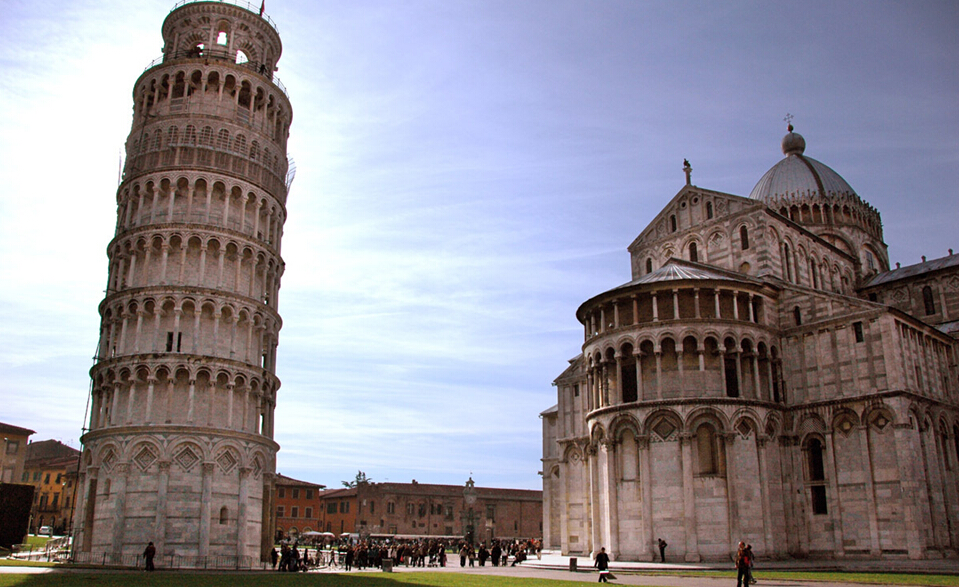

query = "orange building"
[318,479,541,544]
[317,487,357,537]
[274,474,324,541]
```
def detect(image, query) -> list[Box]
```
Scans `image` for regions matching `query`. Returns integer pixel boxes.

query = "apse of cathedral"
[542,127,959,561]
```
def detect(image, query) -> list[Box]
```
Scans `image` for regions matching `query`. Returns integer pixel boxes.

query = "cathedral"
[541,127,959,561]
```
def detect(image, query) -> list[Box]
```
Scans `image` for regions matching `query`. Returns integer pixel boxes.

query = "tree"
[342,470,370,488]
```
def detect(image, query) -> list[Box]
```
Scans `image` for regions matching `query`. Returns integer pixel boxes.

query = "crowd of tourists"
[270,537,542,572]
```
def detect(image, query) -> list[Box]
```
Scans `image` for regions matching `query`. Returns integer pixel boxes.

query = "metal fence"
[71,551,272,570]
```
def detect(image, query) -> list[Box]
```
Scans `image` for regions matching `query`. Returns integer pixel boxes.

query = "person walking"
[658,538,668,562]
[270,547,278,569]
[745,544,757,584]
[735,542,751,587]
[143,542,156,571]
[594,547,611,582]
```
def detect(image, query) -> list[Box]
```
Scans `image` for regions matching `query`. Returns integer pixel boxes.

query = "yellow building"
[23,440,80,535]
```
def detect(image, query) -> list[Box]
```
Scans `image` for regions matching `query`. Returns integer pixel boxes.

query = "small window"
[646,258,653,274]
[219,506,229,524]
[740,226,749,250]
[216,31,228,46]
[706,201,713,219]
[853,322,864,343]
[277,505,285,517]
[573,384,579,397]
[369,501,375,513]
[5,441,18,455]
[278,487,285,498]
[793,306,802,326]
[670,215,677,232]
[305,489,313,500]
[305,507,313,518]
[292,488,299,499]
[291,506,298,518]
[689,242,698,263]
[387,501,395,514]
[922,286,936,315]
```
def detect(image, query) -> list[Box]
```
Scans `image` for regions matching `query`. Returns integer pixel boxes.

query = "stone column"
[237,466,252,557]
[638,437,654,561]
[125,380,137,424]
[824,430,845,556]
[587,445,601,556]
[655,348,663,400]
[187,379,196,423]
[199,462,215,557]
[680,434,700,561]
[859,425,882,556]
[723,434,739,555]
[111,463,130,556]
[154,460,171,557]
[634,351,644,402]
[602,440,619,558]
[145,377,156,424]
[652,293,659,322]
[756,437,775,555]
[693,288,701,319]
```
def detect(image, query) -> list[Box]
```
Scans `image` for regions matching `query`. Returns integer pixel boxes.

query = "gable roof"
[864,252,959,288]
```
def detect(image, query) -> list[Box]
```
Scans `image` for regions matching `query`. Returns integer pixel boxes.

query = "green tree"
[342,470,370,488]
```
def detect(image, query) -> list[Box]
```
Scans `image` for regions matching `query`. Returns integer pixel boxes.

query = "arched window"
[783,243,792,282]
[740,226,749,250]
[806,438,828,514]
[645,258,653,274]
[670,215,677,232]
[706,201,713,219]
[689,242,698,263]
[219,506,229,524]
[923,286,936,315]
[793,306,802,326]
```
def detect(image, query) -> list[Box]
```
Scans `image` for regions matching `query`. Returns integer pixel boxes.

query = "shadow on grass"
[0,569,599,587]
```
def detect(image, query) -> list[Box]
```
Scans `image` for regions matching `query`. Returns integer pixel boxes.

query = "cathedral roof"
[633,261,735,284]
[863,251,959,287]
[748,127,858,203]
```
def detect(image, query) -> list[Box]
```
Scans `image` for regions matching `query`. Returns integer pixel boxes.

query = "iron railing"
[141,49,288,98]
[71,550,272,570]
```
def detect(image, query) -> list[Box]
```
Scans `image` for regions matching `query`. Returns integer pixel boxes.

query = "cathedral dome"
[748,127,858,203]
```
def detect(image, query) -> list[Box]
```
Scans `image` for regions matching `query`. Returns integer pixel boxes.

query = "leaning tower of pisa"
[74,1,292,566]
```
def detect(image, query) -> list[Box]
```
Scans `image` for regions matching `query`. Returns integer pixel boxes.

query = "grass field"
[0,569,957,587]
[0,573,596,587]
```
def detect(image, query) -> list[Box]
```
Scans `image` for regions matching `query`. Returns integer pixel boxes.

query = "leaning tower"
[74,1,292,566]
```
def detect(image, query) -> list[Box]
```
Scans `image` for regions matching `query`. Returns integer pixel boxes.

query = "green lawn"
[622,570,959,586]
[0,573,597,587]
[0,568,956,587]
[21,537,50,549]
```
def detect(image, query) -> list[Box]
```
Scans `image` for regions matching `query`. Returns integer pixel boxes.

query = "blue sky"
[1,0,956,491]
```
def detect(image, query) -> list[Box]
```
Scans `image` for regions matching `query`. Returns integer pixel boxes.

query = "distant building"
[315,478,542,544]
[23,440,79,534]
[0,422,34,484]
[274,474,324,540]
[543,128,959,561]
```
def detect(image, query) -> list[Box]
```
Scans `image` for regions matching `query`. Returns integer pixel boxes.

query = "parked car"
[38,526,52,536]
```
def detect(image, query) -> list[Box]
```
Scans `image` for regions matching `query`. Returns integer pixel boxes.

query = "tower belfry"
[75,0,293,565]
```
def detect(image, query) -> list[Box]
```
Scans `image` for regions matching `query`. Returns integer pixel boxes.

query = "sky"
[0,0,957,492]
